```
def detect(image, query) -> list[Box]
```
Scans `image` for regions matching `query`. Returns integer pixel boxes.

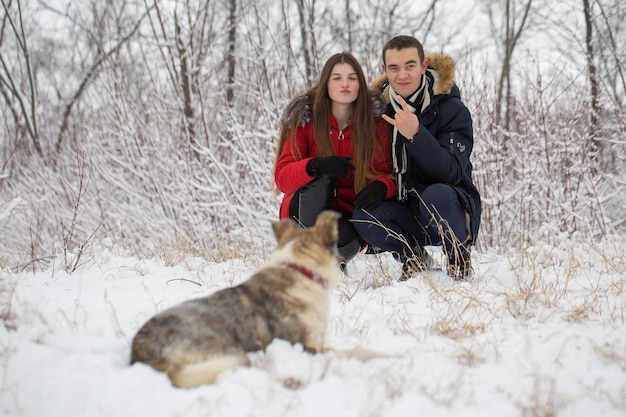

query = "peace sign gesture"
[382,95,420,141]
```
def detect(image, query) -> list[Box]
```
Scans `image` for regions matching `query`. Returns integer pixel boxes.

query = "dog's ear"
[313,211,340,247]
[272,218,299,245]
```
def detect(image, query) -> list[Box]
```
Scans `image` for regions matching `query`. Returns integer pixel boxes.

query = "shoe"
[364,244,380,255]
[397,246,433,281]
[446,252,471,281]
[399,257,426,281]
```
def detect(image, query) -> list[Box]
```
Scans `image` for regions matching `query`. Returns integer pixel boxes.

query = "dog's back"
[130,211,341,387]
[130,284,264,386]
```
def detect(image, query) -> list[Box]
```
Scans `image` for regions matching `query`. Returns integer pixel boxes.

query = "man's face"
[383,47,429,98]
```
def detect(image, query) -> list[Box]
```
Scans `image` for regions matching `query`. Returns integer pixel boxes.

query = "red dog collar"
[280,262,326,288]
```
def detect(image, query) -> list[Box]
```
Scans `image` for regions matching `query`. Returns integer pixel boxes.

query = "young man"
[353,35,481,280]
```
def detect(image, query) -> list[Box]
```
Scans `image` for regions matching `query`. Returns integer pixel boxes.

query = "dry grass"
[425,284,491,340]
[595,343,626,372]
[517,375,563,417]
[0,274,18,332]
[152,229,269,268]
[429,312,487,340]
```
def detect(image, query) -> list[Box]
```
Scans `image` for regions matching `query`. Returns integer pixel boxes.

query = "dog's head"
[272,211,340,249]
[270,211,341,287]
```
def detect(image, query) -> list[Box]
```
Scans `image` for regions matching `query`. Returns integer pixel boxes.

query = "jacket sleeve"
[370,121,396,199]
[274,125,316,194]
[406,100,473,185]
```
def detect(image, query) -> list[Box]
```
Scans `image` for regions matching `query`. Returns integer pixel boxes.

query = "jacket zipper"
[338,127,346,141]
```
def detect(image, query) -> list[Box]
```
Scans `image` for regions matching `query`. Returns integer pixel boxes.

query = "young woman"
[274,52,396,265]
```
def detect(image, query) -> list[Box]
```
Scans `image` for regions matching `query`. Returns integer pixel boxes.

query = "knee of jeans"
[352,205,389,226]
[352,208,373,234]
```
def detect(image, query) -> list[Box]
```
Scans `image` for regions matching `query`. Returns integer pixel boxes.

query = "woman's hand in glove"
[354,181,388,211]
[306,156,355,178]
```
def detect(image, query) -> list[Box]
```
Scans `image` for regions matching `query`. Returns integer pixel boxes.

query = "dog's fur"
[130,211,341,388]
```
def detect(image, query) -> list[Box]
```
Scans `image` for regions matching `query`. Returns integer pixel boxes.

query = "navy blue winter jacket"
[374,52,481,241]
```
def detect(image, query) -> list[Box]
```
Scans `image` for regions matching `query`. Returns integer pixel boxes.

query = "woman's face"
[327,63,360,105]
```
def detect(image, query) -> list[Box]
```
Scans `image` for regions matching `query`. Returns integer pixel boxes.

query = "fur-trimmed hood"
[372,52,457,103]
[279,89,387,128]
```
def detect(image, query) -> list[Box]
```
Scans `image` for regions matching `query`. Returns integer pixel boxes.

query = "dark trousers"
[353,183,471,260]
[289,176,362,261]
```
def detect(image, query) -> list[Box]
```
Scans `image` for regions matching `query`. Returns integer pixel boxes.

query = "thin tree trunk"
[583,0,600,156]
[226,0,237,105]
[1,0,41,155]
[495,0,532,131]
[176,17,196,142]
[297,0,313,86]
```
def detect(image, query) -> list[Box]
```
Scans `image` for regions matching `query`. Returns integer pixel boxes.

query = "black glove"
[306,156,355,178]
[354,181,387,211]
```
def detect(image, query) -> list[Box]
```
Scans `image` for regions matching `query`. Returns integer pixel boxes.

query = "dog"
[130,210,342,388]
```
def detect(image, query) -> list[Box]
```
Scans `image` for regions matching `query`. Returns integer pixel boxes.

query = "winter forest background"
[1,0,625,272]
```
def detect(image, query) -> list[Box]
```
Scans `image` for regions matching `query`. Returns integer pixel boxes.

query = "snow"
[1,236,625,417]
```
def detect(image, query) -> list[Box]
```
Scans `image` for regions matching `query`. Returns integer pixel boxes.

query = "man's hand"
[381,95,420,141]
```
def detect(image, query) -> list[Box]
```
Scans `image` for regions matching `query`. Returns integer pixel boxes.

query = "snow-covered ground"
[1,235,625,417]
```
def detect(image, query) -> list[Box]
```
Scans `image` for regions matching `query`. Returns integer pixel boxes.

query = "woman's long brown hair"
[275,52,384,193]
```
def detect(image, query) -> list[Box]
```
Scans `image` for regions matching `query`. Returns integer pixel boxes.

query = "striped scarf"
[388,73,427,201]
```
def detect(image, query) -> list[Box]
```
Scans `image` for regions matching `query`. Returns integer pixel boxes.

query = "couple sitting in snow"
[273,35,481,281]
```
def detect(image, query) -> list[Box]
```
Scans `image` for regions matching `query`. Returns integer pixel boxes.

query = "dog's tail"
[168,355,249,388]
[323,345,398,361]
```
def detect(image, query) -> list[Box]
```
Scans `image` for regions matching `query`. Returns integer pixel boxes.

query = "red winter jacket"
[274,113,396,219]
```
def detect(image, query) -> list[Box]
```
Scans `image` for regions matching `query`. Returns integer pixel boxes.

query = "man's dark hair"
[382,35,425,64]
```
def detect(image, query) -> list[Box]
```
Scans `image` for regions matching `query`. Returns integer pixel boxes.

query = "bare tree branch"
[56,7,152,153]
